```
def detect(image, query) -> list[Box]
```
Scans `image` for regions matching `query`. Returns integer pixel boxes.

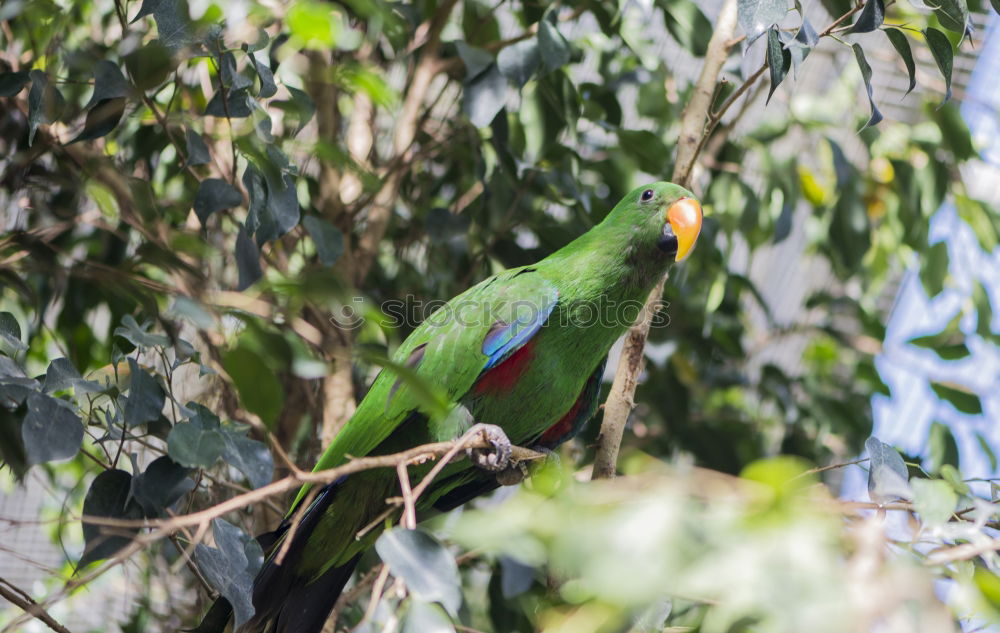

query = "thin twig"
[0,578,74,633]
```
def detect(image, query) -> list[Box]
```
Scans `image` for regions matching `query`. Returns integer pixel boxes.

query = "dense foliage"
[1,0,1000,631]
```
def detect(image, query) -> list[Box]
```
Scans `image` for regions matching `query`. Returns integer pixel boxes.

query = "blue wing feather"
[481,285,558,370]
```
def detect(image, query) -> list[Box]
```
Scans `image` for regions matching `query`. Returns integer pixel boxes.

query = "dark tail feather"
[240,482,357,633]
[252,555,361,633]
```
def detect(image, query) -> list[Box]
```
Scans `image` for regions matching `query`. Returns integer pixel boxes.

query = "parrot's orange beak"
[663,197,702,262]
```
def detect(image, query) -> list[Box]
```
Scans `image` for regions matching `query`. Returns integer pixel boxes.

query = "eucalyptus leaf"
[464,64,506,128]
[865,437,911,503]
[124,358,165,427]
[375,528,462,617]
[0,71,29,97]
[847,0,884,33]
[851,44,883,130]
[194,178,243,225]
[79,469,143,568]
[883,28,916,97]
[737,0,787,44]
[27,70,65,146]
[497,38,540,89]
[303,216,344,266]
[23,392,83,466]
[185,128,212,166]
[765,27,790,105]
[924,27,953,105]
[193,519,263,628]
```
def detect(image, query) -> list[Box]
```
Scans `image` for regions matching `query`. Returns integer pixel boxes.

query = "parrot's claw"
[466,423,512,473]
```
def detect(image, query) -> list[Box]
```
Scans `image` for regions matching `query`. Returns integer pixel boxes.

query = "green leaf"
[193,519,264,628]
[926,421,960,474]
[45,358,100,395]
[22,392,82,466]
[847,0,884,33]
[85,61,128,108]
[167,407,226,468]
[205,88,253,118]
[277,86,315,135]
[0,71,30,97]
[911,478,957,527]
[194,178,243,225]
[185,128,212,166]
[883,28,916,97]
[976,431,997,471]
[455,41,494,81]
[221,430,273,489]
[908,313,969,360]
[147,0,190,50]
[660,0,713,57]
[27,70,65,146]
[955,196,997,252]
[221,51,254,91]
[919,241,949,298]
[464,64,506,128]
[851,44,883,129]
[931,381,982,415]
[765,27,791,105]
[992,0,1000,14]
[376,528,462,617]
[235,225,263,290]
[497,38,540,89]
[865,436,910,503]
[403,600,455,633]
[124,358,165,427]
[737,0,787,43]
[130,455,194,517]
[924,27,954,105]
[0,312,26,353]
[124,40,175,92]
[221,345,283,427]
[79,469,143,568]
[115,315,170,348]
[537,20,570,72]
[974,280,994,338]
[617,129,671,175]
[69,97,126,143]
[932,0,969,33]
[303,216,344,266]
[248,52,277,98]
[0,404,29,479]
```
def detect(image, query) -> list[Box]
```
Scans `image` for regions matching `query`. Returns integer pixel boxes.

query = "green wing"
[291,267,559,510]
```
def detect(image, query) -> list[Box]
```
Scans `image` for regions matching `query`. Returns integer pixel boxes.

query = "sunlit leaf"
[932,0,969,33]
[497,38,540,89]
[737,0,787,43]
[911,478,957,527]
[930,381,982,415]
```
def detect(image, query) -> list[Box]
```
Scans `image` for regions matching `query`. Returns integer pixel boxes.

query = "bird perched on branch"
[198,182,702,633]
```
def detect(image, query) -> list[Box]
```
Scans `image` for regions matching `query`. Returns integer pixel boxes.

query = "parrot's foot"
[466,423,512,472]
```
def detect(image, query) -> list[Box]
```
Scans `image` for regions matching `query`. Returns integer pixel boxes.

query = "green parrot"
[201,182,702,633]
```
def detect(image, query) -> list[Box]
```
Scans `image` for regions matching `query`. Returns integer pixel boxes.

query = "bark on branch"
[591,0,739,480]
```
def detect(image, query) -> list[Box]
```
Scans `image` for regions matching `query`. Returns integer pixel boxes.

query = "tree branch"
[591,0,739,480]
[0,577,74,633]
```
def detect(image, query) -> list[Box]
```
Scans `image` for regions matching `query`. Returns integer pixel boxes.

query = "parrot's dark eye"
[641,189,654,202]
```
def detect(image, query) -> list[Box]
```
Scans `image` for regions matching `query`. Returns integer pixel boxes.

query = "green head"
[603,182,703,263]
